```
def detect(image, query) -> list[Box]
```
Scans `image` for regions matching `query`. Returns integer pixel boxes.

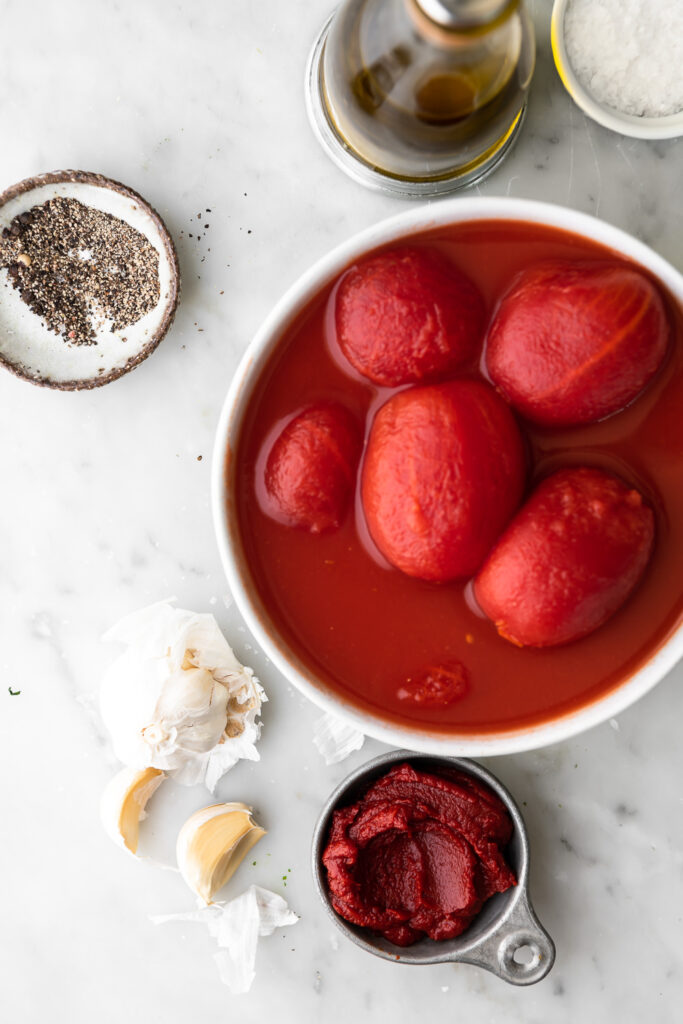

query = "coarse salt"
[564,0,683,118]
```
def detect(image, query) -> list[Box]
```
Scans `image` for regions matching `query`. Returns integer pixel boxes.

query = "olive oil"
[311,0,535,191]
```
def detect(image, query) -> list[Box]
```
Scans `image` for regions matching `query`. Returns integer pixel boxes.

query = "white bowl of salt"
[552,0,683,139]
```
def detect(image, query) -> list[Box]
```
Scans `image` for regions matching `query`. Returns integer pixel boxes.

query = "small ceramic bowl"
[0,170,180,389]
[211,195,683,756]
[311,750,555,986]
[551,0,683,140]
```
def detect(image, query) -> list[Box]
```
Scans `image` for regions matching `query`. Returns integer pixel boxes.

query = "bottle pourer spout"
[414,0,512,29]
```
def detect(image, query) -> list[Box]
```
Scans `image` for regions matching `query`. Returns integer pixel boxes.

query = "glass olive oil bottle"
[307,0,535,195]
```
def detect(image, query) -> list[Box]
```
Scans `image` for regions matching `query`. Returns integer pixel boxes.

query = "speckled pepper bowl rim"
[551,0,683,140]
[211,196,683,756]
[0,170,181,390]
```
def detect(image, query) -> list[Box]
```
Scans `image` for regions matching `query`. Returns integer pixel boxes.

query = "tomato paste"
[322,763,516,947]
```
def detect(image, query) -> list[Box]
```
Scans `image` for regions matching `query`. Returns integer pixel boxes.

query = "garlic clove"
[100,765,166,854]
[177,803,266,903]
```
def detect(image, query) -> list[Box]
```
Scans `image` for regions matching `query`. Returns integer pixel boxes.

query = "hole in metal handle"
[496,918,555,986]
[513,944,536,966]
[455,893,556,985]
[452,900,555,985]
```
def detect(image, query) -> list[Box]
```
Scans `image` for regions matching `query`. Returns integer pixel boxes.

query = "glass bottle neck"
[413,0,515,29]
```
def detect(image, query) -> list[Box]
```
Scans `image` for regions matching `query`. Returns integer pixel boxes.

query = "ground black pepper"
[0,196,160,345]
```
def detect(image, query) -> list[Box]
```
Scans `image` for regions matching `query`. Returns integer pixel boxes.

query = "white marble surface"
[1,1,682,1021]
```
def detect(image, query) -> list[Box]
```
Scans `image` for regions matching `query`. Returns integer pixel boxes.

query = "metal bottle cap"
[415,0,512,28]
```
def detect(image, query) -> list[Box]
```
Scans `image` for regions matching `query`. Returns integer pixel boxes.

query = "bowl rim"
[211,194,683,756]
[551,0,683,140]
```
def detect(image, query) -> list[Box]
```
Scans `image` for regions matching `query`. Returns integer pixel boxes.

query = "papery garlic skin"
[151,885,298,994]
[313,711,365,765]
[100,600,267,791]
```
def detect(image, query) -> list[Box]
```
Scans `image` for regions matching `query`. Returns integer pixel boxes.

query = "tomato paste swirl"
[322,763,517,947]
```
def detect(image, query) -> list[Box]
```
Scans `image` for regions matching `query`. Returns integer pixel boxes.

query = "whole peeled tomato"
[335,246,485,387]
[264,402,361,533]
[361,380,526,582]
[474,466,655,648]
[485,261,669,426]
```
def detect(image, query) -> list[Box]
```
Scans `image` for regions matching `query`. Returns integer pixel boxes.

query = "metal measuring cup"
[311,749,555,985]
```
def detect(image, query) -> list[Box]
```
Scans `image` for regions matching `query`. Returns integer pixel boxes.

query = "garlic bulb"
[177,803,266,903]
[100,765,166,854]
[100,600,266,791]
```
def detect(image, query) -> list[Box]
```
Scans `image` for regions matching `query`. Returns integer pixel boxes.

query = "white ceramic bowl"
[551,0,683,140]
[212,196,683,756]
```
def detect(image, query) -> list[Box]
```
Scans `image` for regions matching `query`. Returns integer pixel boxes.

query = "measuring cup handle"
[457,892,555,986]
